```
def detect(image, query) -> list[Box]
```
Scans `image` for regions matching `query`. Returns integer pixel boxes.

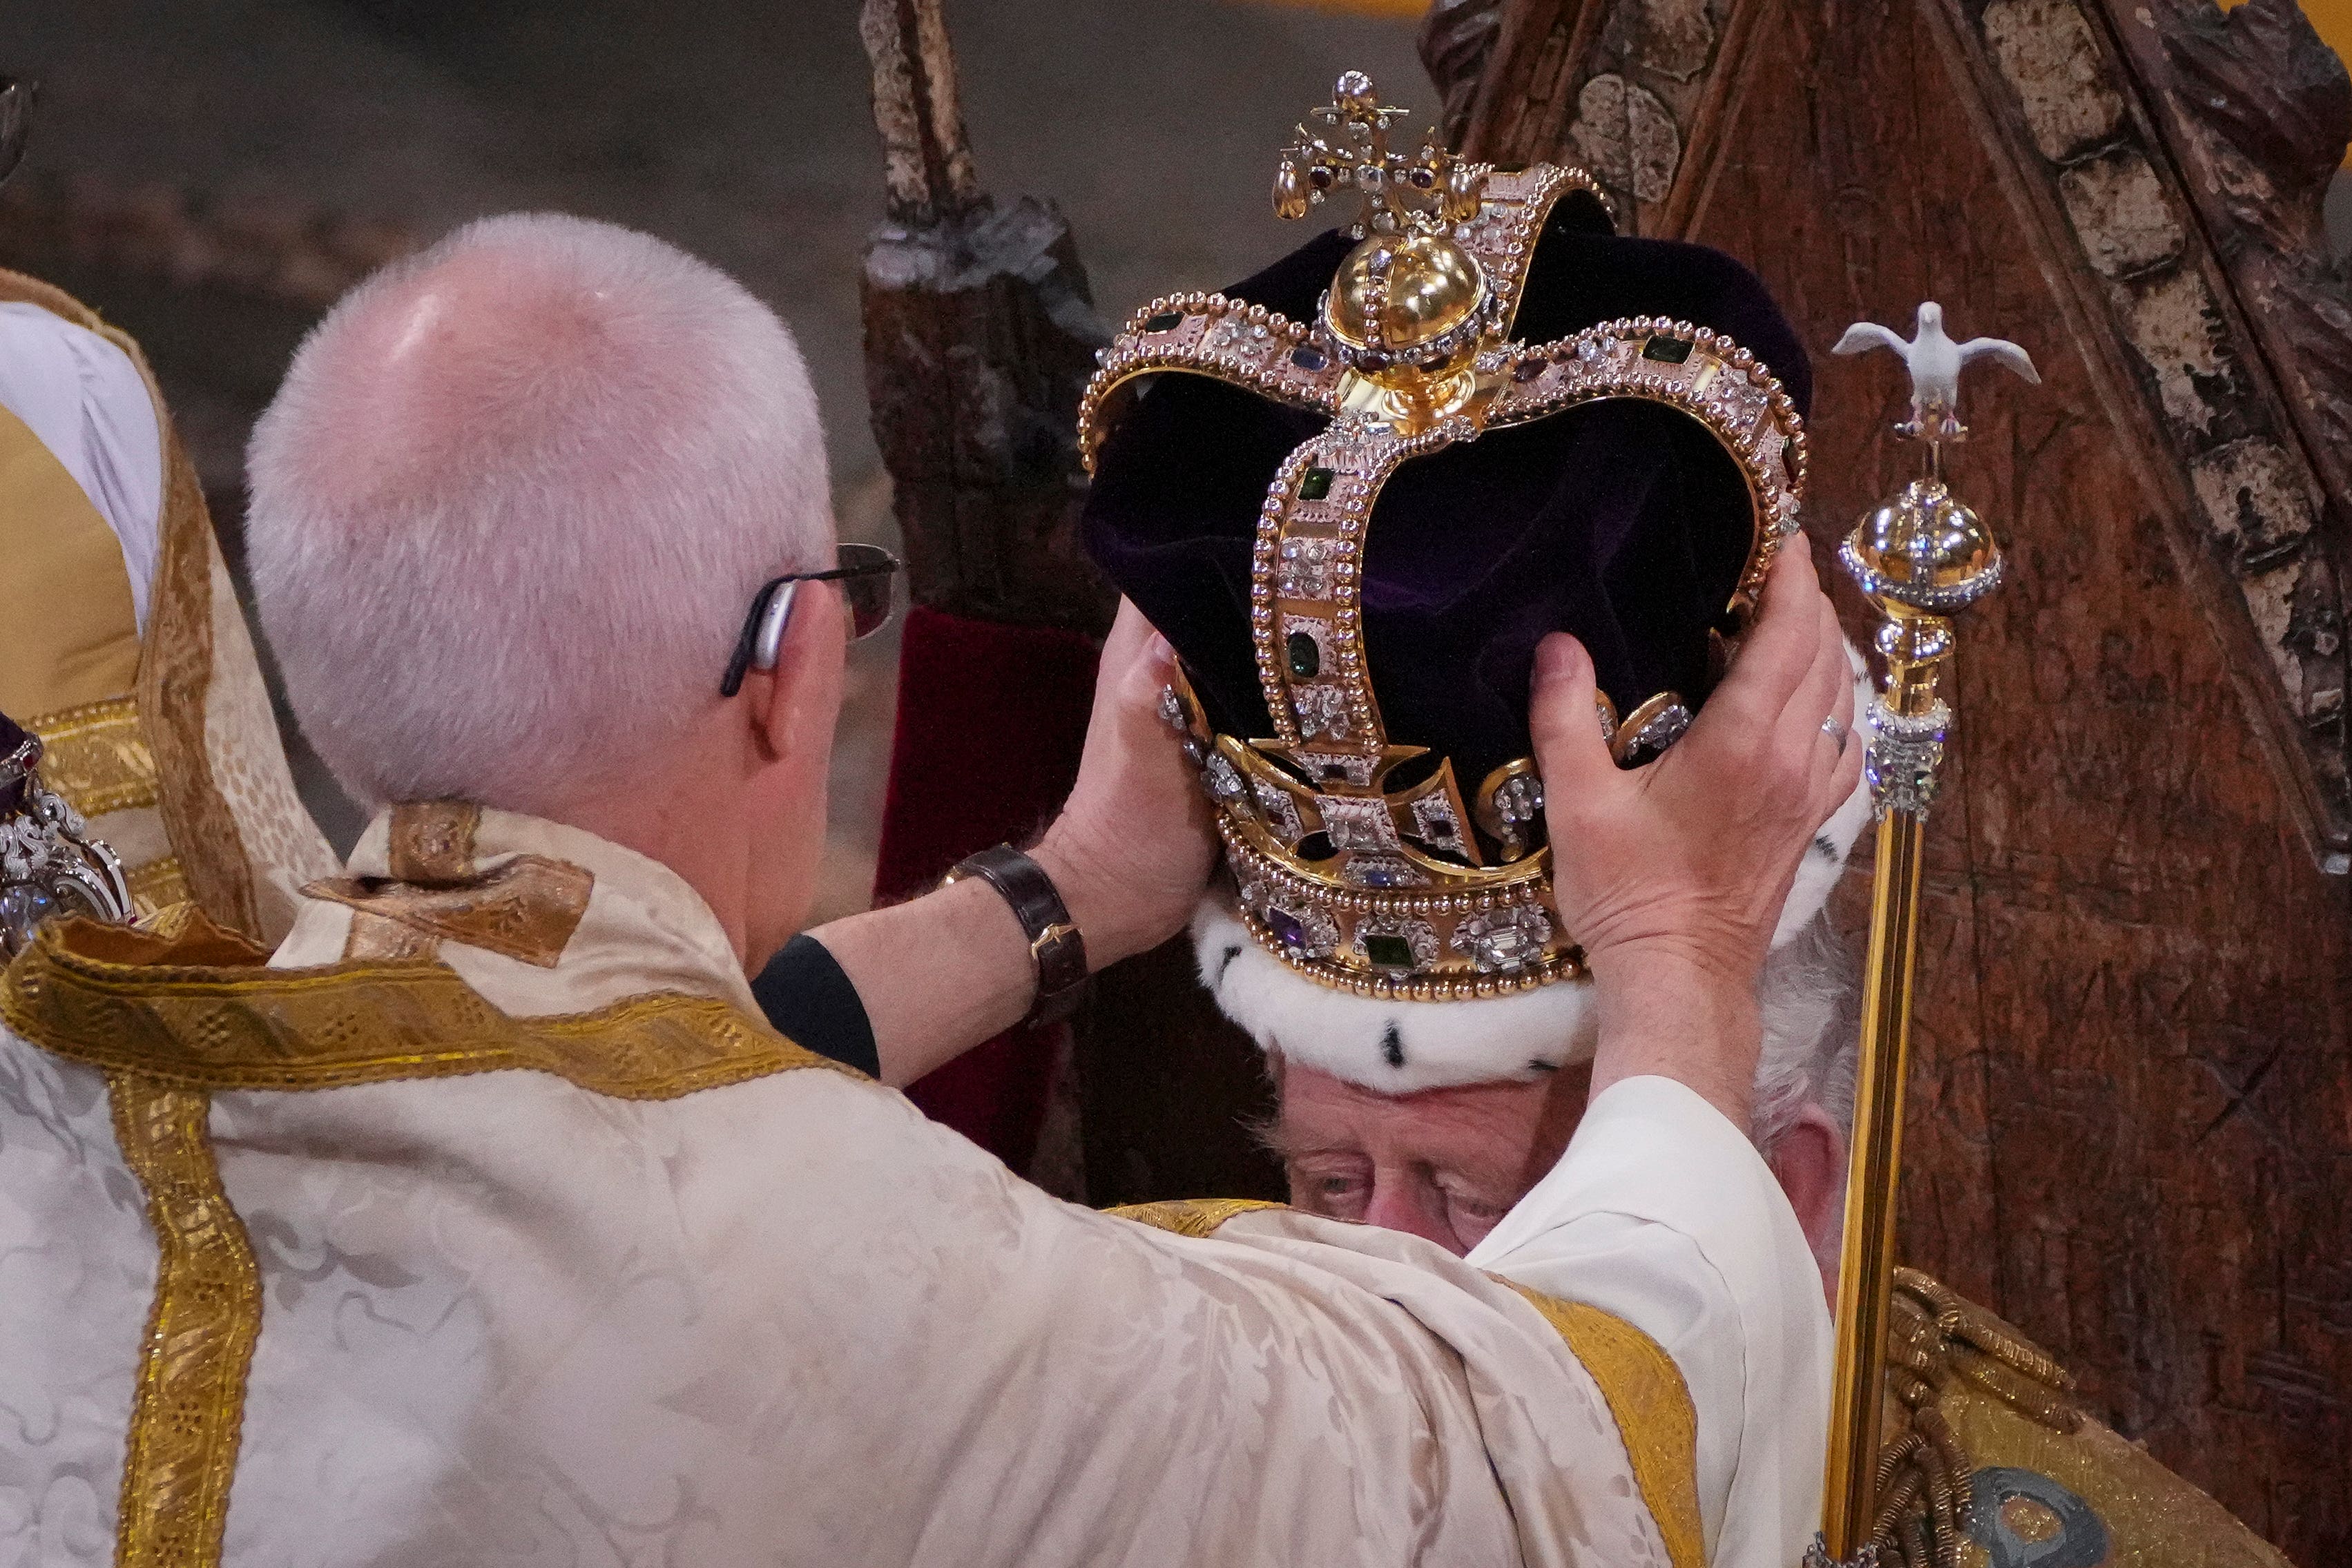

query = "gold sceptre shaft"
[1810,304,2036,1567]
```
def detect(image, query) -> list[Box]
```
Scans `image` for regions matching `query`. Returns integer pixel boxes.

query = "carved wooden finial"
[859,0,981,225]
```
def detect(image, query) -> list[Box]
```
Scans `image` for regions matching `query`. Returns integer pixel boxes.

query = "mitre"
[0,269,336,950]
[1079,72,1869,1092]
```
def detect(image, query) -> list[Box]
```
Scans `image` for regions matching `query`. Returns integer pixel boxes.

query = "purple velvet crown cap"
[1082,189,1812,793]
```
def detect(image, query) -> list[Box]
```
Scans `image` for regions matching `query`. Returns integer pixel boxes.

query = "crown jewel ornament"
[1087,75,1812,1005]
[0,713,133,957]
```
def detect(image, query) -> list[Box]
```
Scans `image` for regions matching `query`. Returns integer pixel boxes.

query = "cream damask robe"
[0,805,1828,1567]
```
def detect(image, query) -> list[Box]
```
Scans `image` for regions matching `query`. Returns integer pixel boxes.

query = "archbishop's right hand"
[1527,547,1864,1126]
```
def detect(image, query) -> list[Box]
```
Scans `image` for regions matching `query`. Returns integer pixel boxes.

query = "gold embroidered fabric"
[106,1072,261,1568]
[309,857,595,969]
[1503,1282,1704,1568]
[1871,1269,2288,1568]
[340,909,438,962]
[1,908,860,1099]
[124,856,190,916]
[25,696,158,818]
[309,802,595,967]
[136,427,263,941]
[0,400,141,719]
[388,800,483,884]
[0,265,336,947]
[1104,1198,1287,1239]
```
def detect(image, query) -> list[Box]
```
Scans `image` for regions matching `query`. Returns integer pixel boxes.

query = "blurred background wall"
[1,0,2343,925]
[0,0,1436,920]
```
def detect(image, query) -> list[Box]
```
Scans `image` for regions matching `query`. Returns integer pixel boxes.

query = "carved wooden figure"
[1428,0,2352,1555]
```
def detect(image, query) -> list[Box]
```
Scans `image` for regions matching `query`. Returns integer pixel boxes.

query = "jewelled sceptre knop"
[1811,304,2036,1568]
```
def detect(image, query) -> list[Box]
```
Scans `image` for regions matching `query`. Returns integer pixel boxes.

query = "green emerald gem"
[1143,311,1184,333]
[1286,631,1320,678]
[1298,467,1336,501]
[1364,933,1417,970]
[1642,336,1694,365]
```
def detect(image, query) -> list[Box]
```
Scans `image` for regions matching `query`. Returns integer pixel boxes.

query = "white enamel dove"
[1833,301,2038,438]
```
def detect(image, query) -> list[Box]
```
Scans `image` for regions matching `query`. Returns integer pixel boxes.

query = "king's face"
[1263,1056,1592,1255]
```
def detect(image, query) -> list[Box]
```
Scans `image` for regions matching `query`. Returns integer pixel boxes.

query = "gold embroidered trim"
[308,855,595,969]
[1,908,862,1098]
[124,857,189,920]
[340,908,437,962]
[108,1073,260,1568]
[26,697,159,818]
[1104,1198,1286,1239]
[388,800,482,883]
[138,421,263,941]
[1503,1283,1704,1568]
[310,803,594,968]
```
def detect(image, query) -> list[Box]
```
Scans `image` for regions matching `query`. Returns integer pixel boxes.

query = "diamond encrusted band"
[1087,162,1811,998]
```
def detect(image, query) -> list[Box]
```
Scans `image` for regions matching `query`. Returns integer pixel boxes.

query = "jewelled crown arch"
[1079,74,1809,1003]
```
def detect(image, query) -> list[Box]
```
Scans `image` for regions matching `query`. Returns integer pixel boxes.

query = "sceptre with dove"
[1811,304,2038,1568]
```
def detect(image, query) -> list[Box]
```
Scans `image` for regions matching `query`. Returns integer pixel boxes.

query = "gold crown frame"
[1081,77,1809,1001]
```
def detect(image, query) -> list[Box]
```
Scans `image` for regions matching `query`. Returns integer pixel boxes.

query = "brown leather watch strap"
[943,845,1090,1027]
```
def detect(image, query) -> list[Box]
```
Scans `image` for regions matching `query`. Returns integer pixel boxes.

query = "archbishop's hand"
[1529,548,1863,1127]
[1033,598,1220,972]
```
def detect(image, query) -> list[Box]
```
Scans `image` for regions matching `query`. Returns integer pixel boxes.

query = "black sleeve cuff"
[750,933,880,1079]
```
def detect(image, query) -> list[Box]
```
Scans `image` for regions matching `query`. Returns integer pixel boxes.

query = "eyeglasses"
[720,542,903,697]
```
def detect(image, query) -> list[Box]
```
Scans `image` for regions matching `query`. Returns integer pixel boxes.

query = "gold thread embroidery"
[1503,1283,1704,1568]
[307,854,595,970]
[25,697,160,818]
[137,418,264,941]
[341,908,437,962]
[1105,1198,1286,1239]
[107,1073,260,1568]
[124,857,189,920]
[2,908,863,1098]
[388,800,482,884]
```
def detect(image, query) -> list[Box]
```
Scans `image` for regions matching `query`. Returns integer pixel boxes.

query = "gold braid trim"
[1,907,864,1097]
[137,427,264,940]
[1103,1198,1287,1239]
[108,1074,260,1568]
[1502,1283,1704,1568]
[26,697,159,818]
[1871,1270,2088,1567]
[124,857,191,918]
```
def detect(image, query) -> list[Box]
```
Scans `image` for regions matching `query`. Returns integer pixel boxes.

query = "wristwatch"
[942,844,1091,1026]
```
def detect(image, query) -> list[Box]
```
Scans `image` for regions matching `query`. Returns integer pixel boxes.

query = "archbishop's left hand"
[1032,598,1220,971]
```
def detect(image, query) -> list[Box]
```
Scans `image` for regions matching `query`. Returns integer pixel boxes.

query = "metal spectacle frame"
[719,542,903,697]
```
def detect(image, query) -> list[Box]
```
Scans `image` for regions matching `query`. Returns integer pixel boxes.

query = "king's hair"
[1751,911,1861,1153]
[246,211,832,811]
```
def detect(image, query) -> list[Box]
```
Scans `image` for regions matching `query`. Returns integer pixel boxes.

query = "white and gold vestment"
[1,801,1830,1566]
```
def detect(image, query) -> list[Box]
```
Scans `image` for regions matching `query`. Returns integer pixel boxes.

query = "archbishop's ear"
[1767,1102,1849,1308]
[751,573,847,770]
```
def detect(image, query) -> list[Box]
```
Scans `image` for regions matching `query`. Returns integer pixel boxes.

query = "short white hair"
[246,212,832,811]
[1751,913,1860,1153]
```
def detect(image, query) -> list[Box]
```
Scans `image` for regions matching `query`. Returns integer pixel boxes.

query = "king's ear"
[1766,1102,1849,1290]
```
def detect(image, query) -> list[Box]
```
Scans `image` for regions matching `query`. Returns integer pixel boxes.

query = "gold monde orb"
[1327,231,1483,358]
[1324,231,1489,424]
[1842,478,2003,617]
